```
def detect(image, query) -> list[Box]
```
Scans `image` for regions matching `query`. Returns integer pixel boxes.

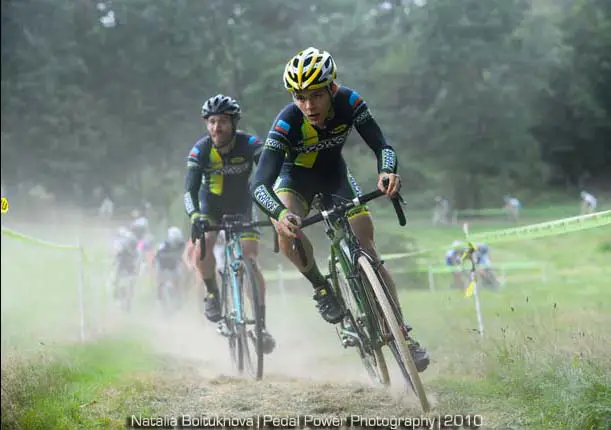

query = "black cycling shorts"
[273,163,369,218]
[199,191,260,240]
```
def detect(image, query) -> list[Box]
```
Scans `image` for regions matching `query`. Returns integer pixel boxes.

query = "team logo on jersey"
[209,163,250,175]
[231,156,246,163]
[274,119,291,135]
[349,91,363,108]
[331,124,348,134]
[295,135,347,154]
[188,145,200,159]
[264,138,288,152]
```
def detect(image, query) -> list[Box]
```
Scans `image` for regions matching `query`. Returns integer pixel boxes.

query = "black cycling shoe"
[313,282,344,324]
[259,329,276,354]
[203,292,222,323]
[401,324,430,373]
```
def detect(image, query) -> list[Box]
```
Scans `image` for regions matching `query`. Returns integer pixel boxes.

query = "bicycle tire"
[126,277,135,312]
[159,279,171,313]
[238,258,264,380]
[357,255,431,413]
[118,275,135,313]
[160,276,182,315]
[329,252,390,386]
[220,267,242,372]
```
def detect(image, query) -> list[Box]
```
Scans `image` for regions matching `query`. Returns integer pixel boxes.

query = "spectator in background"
[432,196,451,226]
[503,195,521,222]
[580,191,598,215]
[98,196,115,220]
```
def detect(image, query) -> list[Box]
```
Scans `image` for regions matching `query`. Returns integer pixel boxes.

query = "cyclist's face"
[293,88,331,127]
[206,114,234,147]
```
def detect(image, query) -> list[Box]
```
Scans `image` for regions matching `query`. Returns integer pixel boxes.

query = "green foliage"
[1,0,610,209]
[1,338,158,430]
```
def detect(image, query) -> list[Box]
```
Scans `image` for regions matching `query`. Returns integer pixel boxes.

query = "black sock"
[301,264,326,288]
[203,277,219,296]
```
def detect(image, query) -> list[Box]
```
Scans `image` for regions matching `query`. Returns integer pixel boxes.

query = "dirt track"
[103,282,430,419]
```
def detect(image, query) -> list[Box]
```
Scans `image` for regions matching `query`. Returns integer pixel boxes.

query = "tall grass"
[1,338,158,430]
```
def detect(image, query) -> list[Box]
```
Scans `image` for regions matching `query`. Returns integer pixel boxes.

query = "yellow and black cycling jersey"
[251,85,398,220]
[184,131,262,219]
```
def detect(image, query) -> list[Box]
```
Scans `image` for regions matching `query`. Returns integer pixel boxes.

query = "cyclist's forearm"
[184,167,202,217]
[251,183,287,220]
[355,115,398,174]
[250,147,287,220]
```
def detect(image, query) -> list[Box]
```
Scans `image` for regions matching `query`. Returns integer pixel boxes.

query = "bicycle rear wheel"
[357,255,431,412]
[159,270,180,314]
[329,252,389,386]
[238,258,264,380]
[117,275,135,313]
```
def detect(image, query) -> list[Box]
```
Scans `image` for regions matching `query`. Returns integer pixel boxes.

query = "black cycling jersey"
[251,85,398,220]
[184,131,263,218]
[154,241,185,271]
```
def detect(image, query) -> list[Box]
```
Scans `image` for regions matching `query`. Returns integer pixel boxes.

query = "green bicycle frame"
[324,212,386,352]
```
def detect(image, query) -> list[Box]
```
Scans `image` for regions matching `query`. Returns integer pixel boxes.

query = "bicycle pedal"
[216,322,232,337]
[337,326,359,348]
[340,333,359,348]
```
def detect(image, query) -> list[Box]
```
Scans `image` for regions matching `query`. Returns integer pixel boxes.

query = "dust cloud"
[1,208,426,416]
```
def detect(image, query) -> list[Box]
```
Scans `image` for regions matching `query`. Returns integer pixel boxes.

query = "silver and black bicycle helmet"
[201,94,241,119]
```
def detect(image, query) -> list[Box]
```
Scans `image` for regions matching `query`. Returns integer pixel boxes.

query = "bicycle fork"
[329,246,366,350]
[217,261,244,339]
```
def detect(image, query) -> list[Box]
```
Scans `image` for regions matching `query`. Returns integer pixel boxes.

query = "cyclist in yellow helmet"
[250,47,429,372]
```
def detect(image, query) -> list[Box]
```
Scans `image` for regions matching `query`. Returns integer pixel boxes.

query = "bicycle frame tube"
[225,232,245,324]
[326,211,362,266]
[325,213,373,313]
[322,205,387,348]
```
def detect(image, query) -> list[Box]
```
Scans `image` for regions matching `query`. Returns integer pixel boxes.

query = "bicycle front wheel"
[329,252,389,386]
[220,268,241,373]
[357,255,431,413]
[238,258,264,380]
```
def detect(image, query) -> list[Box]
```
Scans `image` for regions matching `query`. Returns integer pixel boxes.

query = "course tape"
[1,226,91,263]
[1,226,79,250]
[385,209,611,260]
[263,210,611,279]
[467,209,611,245]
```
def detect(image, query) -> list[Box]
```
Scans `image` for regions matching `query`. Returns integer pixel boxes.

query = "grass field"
[1,207,610,429]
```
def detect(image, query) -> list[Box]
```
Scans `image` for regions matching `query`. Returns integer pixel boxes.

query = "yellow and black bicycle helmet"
[283,47,337,92]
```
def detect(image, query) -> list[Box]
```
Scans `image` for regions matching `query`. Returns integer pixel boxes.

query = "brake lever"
[396,193,407,206]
